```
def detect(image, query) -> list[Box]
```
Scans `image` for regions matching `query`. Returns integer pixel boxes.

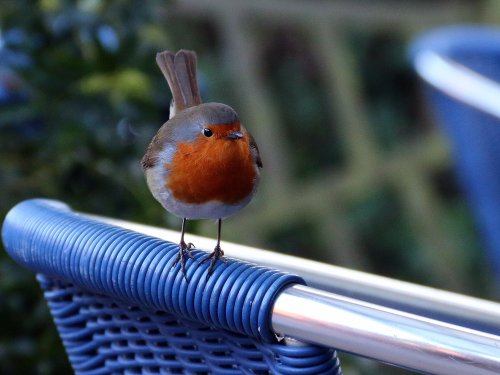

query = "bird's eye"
[203,128,213,137]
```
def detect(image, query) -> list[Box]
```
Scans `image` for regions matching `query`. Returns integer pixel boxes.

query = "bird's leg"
[172,218,195,279]
[201,219,226,277]
[179,217,195,252]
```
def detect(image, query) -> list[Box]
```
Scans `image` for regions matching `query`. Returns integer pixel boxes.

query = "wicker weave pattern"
[39,275,341,374]
[2,200,342,374]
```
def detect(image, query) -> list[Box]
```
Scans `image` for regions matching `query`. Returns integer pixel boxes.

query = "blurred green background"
[1,0,499,374]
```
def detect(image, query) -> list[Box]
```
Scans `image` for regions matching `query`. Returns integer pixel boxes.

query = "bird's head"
[171,102,244,144]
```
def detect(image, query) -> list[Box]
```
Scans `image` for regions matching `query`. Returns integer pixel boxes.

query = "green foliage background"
[0,1,496,374]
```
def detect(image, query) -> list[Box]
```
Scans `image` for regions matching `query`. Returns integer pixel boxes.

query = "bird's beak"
[226,131,243,140]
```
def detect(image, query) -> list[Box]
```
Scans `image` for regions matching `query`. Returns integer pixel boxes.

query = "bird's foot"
[172,241,195,280]
[201,245,225,279]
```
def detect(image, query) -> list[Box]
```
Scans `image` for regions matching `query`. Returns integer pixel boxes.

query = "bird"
[142,49,262,278]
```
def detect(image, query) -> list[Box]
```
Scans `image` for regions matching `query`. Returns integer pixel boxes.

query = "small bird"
[142,49,262,278]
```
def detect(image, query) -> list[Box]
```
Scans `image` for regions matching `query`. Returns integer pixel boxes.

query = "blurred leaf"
[39,0,61,12]
[79,68,152,103]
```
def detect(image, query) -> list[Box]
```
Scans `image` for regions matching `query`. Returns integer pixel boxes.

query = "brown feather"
[156,49,201,114]
[174,50,201,108]
[249,133,263,168]
[141,142,158,169]
[155,51,184,112]
[141,117,176,170]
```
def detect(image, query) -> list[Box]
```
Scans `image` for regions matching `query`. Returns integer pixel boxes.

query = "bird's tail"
[156,50,202,116]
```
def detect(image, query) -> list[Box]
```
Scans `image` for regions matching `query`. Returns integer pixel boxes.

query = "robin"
[142,50,262,278]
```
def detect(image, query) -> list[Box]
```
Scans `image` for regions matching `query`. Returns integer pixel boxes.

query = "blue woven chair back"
[411,26,500,283]
[2,199,341,374]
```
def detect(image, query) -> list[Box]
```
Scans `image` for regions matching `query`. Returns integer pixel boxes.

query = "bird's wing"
[141,117,179,170]
[249,132,263,168]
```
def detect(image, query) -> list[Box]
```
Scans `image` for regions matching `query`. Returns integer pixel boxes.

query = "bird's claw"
[201,245,225,279]
[172,241,196,280]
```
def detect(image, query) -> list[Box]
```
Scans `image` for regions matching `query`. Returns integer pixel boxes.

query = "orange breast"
[166,135,257,205]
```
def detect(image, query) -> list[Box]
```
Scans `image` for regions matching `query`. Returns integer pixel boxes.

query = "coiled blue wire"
[2,199,305,343]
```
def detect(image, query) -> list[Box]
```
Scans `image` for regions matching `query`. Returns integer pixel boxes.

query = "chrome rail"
[273,285,500,375]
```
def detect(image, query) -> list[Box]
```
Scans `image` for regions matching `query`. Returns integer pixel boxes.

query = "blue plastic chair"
[2,199,341,374]
[410,26,500,284]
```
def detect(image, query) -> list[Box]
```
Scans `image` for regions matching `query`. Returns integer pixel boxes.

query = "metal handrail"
[274,285,500,375]
[91,215,500,375]
[414,50,500,120]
